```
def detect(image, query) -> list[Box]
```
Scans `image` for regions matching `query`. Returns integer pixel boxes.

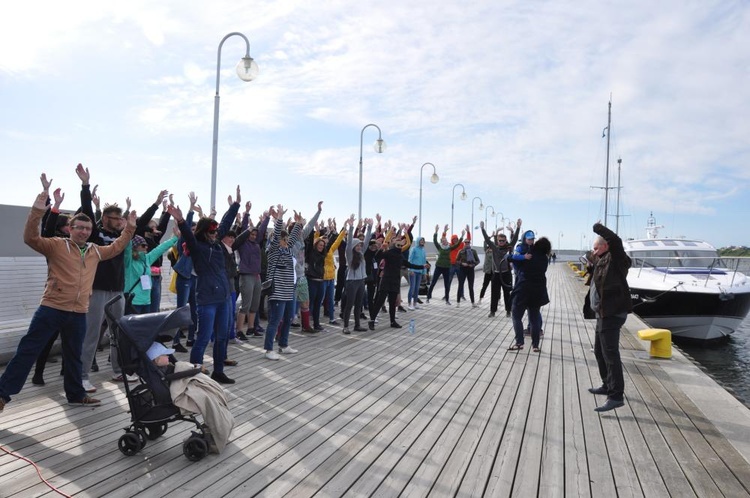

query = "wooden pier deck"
[2,263,750,497]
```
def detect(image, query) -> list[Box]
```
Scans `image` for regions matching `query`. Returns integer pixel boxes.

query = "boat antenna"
[604,98,612,226]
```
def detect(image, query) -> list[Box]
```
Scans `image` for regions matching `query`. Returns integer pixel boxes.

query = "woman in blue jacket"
[167,187,241,385]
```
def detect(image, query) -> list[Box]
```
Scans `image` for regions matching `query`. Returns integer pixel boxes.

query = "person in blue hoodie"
[508,233,551,352]
[407,236,428,310]
[167,186,241,385]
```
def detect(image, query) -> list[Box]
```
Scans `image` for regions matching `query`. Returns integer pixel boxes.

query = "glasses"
[498,238,507,242]
[70,226,92,231]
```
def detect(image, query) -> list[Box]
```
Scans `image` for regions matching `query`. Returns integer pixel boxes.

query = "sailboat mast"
[604,99,612,226]
[616,157,622,234]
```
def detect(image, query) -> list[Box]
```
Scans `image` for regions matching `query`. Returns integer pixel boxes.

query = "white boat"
[623,215,750,341]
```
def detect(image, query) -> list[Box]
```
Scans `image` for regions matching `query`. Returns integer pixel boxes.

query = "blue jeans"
[148,275,162,313]
[308,279,325,327]
[0,306,87,403]
[174,274,197,344]
[265,299,294,351]
[323,279,336,320]
[190,299,230,373]
[408,271,423,303]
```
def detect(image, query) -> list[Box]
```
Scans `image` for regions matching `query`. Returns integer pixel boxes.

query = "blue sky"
[1,1,748,248]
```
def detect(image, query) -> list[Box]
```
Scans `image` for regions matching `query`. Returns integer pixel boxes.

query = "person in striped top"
[263,205,303,361]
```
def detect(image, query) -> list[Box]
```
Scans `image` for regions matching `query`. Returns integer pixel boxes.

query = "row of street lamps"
[208,32,505,245]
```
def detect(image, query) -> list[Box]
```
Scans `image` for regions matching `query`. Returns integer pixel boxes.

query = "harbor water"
[677,315,750,405]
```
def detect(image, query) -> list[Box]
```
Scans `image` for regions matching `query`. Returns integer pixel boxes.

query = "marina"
[2,263,750,496]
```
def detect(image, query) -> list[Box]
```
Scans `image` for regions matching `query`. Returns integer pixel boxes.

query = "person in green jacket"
[426,224,464,305]
[124,228,179,314]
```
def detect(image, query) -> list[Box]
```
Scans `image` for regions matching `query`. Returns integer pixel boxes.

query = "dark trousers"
[490,271,513,313]
[370,289,398,324]
[594,315,627,401]
[479,272,492,299]
[342,279,365,328]
[0,306,87,403]
[457,267,476,303]
[308,279,325,327]
[426,266,452,301]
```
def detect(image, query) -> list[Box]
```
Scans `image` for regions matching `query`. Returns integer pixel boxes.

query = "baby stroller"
[104,295,212,461]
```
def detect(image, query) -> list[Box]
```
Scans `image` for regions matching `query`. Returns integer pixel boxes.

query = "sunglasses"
[207,229,218,235]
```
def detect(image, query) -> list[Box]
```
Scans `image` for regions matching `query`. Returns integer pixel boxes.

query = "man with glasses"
[76,164,165,391]
[480,219,522,318]
[0,187,135,413]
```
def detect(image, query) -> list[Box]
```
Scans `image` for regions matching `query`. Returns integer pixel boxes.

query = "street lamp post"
[558,231,564,250]
[210,32,259,211]
[471,196,484,243]
[451,183,467,235]
[418,162,439,237]
[484,205,495,230]
[358,124,386,220]
[496,212,505,233]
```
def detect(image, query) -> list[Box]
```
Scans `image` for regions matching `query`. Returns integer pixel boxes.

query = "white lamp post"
[210,31,258,211]
[418,162,439,237]
[358,124,386,220]
[484,205,495,230]
[451,183,467,235]
[471,196,484,243]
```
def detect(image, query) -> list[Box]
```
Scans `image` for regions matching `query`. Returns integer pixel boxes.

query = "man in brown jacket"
[0,188,135,412]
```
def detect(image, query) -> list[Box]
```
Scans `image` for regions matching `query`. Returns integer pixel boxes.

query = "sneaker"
[253,330,264,337]
[456,301,461,308]
[265,350,280,361]
[471,303,478,308]
[279,346,298,354]
[224,359,238,366]
[302,327,318,334]
[506,311,511,317]
[426,298,430,304]
[68,396,101,406]
[390,321,402,329]
[397,305,407,313]
[445,300,452,306]
[255,325,266,334]
[236,331,249,340]
[488,312,495,318]
[211,371,236,384]
[290,322,301,328]
[82,380,97,393]
[111,374,139,382]
[91,358,99,372]
[353,326,367,332]
[343,327,351,335]
[407,305,415,311]
[173,342,188,353]
[479,298,483,305]
[314,324,325,331]
[32,374,45,386]
[329,320,339,326]
[368,320,375,331]
[416,298,424,304]
[186,340,195,347]
[231,337,243,344]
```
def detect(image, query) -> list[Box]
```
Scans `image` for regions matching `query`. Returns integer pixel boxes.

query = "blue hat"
[146,342,175,361]
[524,230,536,240]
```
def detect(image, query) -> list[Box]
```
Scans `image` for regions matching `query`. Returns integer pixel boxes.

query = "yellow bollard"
[637,329,672,359]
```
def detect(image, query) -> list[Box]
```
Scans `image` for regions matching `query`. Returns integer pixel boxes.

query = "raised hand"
[33,191,48,210]
[91,185,100,210]
[317,201,323,212]
[209,207,216,219]
[125,197,132,212]
[235,185,241,204]
[188,192,197,210]
[480,221,485,229]
[75,163,90,185]
[40,173,52,193]
[169,193,175,207]
[413,215,418,224]
[435,224,439,232]
[245,201,252,214]
[155,190,168,206]
[162,199,168,211]
[127,210,137,228]
[166,204,184,223]
[194,204,203,217]
[443,224,449,233]
[52,188,65,208]
[376,213,381,223]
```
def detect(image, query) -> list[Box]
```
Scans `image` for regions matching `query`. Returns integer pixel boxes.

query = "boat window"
[682,241,698,247]
[630,249,721,268]
[663,241,678,246]
[641,241,658,247]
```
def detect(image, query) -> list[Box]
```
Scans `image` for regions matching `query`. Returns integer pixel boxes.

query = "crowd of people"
[0,165,630,416]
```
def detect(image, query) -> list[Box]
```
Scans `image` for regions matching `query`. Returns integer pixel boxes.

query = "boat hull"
[630,287,750,341]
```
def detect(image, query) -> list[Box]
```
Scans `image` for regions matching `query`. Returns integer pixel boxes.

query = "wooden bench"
[0,256,177,365]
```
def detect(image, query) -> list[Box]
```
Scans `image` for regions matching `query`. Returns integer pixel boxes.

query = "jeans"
[148,275,162,313]
[190,299,230,374]
[308,279,325,327]
[323,279,336,320]
[407,272,423,303]
[595,315,627,401]
[265,299,294,351]
[511,301,542,347]
[174,274,197,344]
[0,306,87,403]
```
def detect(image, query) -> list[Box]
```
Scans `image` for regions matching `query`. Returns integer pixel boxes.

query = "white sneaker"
[125,374,139,382]
[479,298,483,305]
[413,304,420,310]
[82,379,97,393]
[407,305,415,311]
[456,301,461,308]
[265,350,280,361]
[279,346,298,354]
[472,303,478,308]
[231,337,243,344]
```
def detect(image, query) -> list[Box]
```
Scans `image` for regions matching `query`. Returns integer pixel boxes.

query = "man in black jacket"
[588,222,633,412]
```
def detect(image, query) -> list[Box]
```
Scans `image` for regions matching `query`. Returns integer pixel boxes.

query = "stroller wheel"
[183,436,209,461]
[134,428,147,449]
[144,422,167,440]
[118,432,141,456]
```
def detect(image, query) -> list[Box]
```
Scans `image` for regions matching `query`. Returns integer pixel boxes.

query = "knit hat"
[132,235,148,247]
